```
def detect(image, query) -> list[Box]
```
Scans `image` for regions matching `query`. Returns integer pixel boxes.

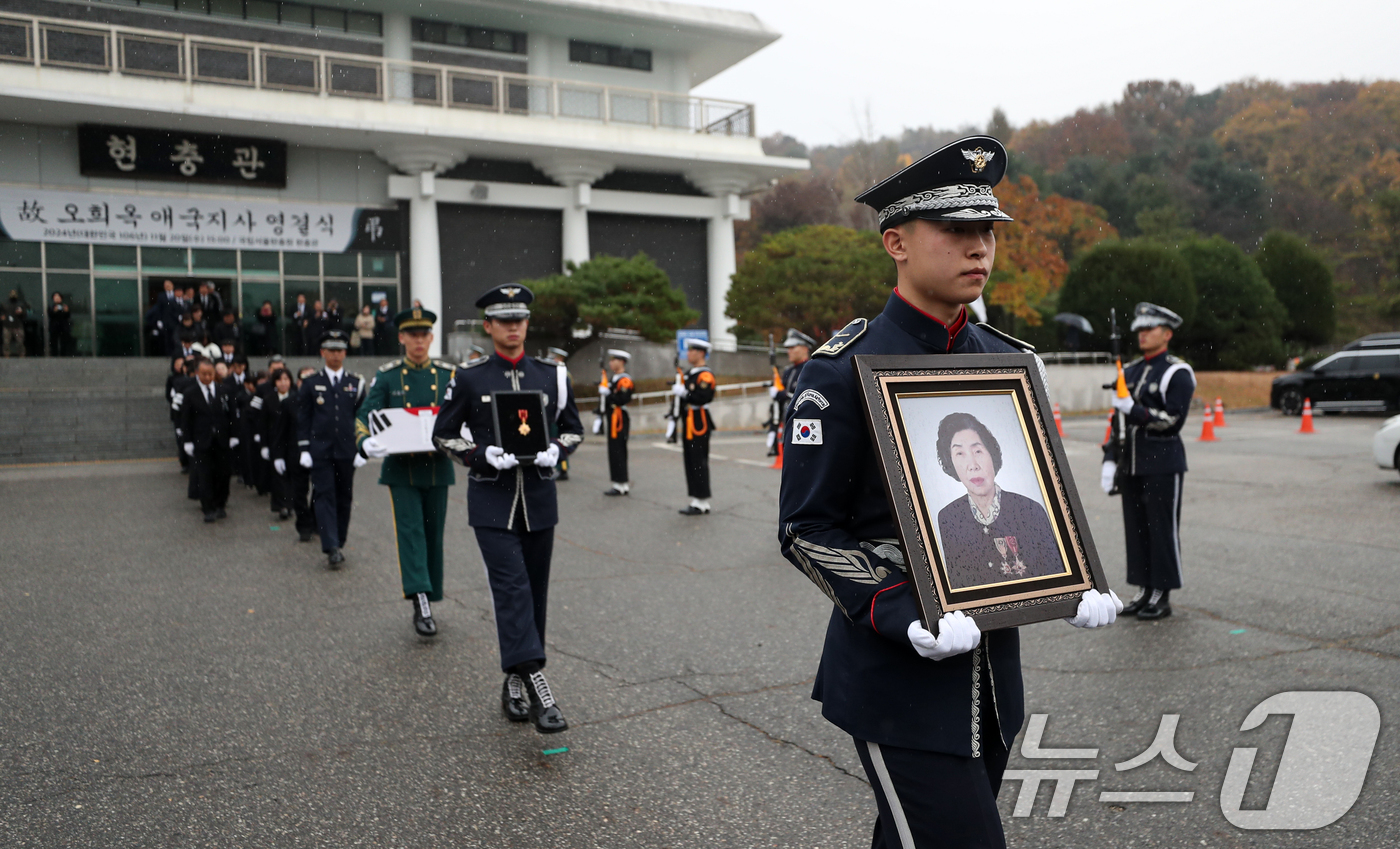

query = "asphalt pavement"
[0,410,1396,848]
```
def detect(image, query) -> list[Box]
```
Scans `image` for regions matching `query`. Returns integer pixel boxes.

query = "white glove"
[261,447,270,460]
[299,451,313,469]
[1066,589,1124,628]
[671,381,686,397]
[183,442,194,457]
[598,385,610,397]
[1112,395,1135,414]
[592,417,603,435]
[253,433,261,443]
[485,445,519,470]
[353,454,368,469]
[908,611,981,661]
[534,444,561,468]
[768,385,779,399]
[1100,461,1117,494]
[229,437,239,449]
[273,458,286,476]
[665,419,677,440]
[361,436,390,458]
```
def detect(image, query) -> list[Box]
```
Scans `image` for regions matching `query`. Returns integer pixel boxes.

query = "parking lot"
[0,409,1395,848]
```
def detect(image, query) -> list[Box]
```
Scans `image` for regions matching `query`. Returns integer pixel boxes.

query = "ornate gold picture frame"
[853,354,1108,631]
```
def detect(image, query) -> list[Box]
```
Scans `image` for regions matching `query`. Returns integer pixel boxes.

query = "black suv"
[1271,334,1400,415]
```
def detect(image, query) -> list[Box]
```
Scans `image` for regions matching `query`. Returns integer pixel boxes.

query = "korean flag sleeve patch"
[791,418,823,445]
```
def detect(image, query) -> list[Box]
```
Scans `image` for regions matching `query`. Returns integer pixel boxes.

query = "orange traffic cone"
[1214,397,1227,427]
[1299,398,1315,434]
[771,427,784,469]
[1102,412,1113,445]
[1053,403,1066,437]
[1199,402,1218,442]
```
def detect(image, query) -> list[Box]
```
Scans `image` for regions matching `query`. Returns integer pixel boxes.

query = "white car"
[1373,414,1400,474]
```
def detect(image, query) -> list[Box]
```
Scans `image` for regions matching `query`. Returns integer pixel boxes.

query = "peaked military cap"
[547,346,569,360]
[476,283,533,320]
[318,328,351,350]
[855,135,1014,232]
[395,306,436,331]
[685,337,712,352]
[1130,302,1183,331]
[782,328,817,349]
[606,348,631,361]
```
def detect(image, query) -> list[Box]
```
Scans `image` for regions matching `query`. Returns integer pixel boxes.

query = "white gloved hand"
[253,433,261,443]
[665,419,677,440]
[534,443,561,468]
[598,385,610,397]
[592,417,603,435]
[228,437,239,449]
[183,442,194,457]
[768,385,779,399]
[353,453,368,469]
[1100,461,1117,494]
[299,451,313,469]
[485,445,519,470]
[1112,395,1135,414]
[273,458,286,476]
[260,446,270,460]
[908,611,981,661]
[361,436,390,459]
[671,381,686,397]
[1066,589,1124,628]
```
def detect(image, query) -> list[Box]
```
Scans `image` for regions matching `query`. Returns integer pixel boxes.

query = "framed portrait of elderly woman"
[852,353,1108,631]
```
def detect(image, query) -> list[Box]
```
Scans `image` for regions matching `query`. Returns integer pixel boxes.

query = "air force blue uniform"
[432,352,583,671]
[297,367,367,552]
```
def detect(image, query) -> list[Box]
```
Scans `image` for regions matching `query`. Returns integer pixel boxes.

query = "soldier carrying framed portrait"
[853,352,1110,631]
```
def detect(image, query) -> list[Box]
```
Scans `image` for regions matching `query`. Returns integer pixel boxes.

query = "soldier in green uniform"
[355,307,458,638]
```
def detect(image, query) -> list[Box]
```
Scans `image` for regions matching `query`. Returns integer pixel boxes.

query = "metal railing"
[579,379,771,410]
[0,12,755,136]
[1039,351,1112,365]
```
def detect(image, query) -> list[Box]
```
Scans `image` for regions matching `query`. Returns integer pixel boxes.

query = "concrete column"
[534,156,613,273]
[382,11,412,101]
[409,172,443,355]
[689,172,754,350]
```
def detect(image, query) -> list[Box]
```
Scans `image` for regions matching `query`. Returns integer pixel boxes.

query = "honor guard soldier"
[546,347,573,480]
[356,308,458,638]
[674,337,716,515]
[1101,302,1194,620]
[432,284,584,734]
[778,137,1121,849]
[768,328,817,454]
[600,349,635,495]
[179,358,239,522]
[297,329,368,568]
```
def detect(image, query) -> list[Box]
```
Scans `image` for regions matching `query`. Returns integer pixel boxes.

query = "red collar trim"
[1144,349,1169,361]
[893,288,968,351]
[496,350,526,366]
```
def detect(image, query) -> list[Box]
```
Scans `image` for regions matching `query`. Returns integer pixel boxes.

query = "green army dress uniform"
[356,351,457,602]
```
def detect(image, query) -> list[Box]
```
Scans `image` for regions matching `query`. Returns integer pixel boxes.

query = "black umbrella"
[1053,313,1093,334]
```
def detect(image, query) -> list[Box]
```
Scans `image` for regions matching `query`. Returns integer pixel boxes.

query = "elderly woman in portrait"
[935,412,1063,589]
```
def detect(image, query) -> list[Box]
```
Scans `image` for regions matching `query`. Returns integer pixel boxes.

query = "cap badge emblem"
[962,147,995,173]
[501,287,522,299]
[412,309,422,319]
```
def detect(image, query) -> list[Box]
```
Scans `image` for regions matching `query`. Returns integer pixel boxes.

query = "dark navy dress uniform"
[297,357,367,555]
[432,351,583,671]
[678,342,716,508]
[604,362,635,488]
[1105,303,1195,612]
[780,135,1029,849]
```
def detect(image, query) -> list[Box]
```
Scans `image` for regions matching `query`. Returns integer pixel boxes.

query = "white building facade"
[0,0,806,356]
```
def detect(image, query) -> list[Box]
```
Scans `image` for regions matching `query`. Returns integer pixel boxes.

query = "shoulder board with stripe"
[812,318,868,358]
[975,322,1036,353]
[462,357,489,369]
[532,356,559,366]
[433,359,456,371]
[377,359,404,373]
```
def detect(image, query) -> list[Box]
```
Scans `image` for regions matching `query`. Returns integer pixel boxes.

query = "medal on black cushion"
[517,409,531,436]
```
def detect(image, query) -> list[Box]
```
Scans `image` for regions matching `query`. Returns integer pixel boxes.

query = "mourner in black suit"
[296,330,367,567]
[1102,302,1195,620]
[433,284,583,735]
[179,359,239,522]
[266,368,316,538]
[777,137,1121,849]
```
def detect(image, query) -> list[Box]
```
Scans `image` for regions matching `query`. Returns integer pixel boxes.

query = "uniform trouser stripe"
[864,742,917,849]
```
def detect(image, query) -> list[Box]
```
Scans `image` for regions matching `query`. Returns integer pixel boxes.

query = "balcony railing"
[0,12,755,137]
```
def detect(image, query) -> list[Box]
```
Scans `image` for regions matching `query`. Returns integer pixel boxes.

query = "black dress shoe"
[678,505,710,516]
[1120,591,1148,617]
[298,530,314,542]
[327,548,345,569]
[524,670,568,734]
[279,508,291,520]
[501,674,530,722]
[203,512,217,523]
[603,488,628,496]
[412,594,437,637]
[215,508,227,519]
[1136,600,1172,620]
[556,471,569,481]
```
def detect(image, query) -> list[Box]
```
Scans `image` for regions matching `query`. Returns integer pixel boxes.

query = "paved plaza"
[1,411,1396,848]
